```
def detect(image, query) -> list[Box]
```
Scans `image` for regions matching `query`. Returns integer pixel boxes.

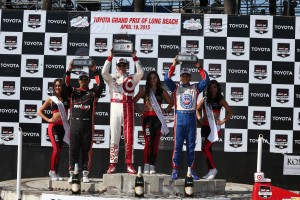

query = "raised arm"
[62,60,74,97]
[164,57,178,92]
[89,62,104,99]
[102,49,113,83]
[132,50,144,83]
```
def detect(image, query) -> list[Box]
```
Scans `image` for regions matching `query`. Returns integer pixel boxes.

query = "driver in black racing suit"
[62,60,104,183]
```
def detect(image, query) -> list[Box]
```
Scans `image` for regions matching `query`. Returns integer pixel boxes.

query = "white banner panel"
[90,12,181,35]
[283,155,300,175]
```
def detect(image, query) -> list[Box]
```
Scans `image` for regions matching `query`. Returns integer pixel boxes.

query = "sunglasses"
[80,77,89,81]
[118,64,127,67]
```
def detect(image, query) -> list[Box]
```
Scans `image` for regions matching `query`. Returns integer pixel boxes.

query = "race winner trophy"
[177,47,197,63]
[113,34,133,54]
[72,47,94,68]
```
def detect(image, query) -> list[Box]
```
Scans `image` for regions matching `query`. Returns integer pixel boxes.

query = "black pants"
[69,119,93,171]
[142,115,162,165]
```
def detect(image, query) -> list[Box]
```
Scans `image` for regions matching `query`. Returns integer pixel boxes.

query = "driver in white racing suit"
[102,49,144,174]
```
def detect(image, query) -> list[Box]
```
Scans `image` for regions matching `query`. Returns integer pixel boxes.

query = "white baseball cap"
[180,68,191,76]
[117,58,127,65]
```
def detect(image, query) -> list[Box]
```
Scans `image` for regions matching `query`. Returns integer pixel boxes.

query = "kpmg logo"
[0,126,14,141]
[137,131,145,145]
[229,133,243,148]
[252,111,266,126]
[275,134,288,149]
[186,40,199,54]
[49,37,62,52]
[208,64,222,78]
[276,88,289,103]
[94,38,108,53]
[277,43,290,58]
[25,59,39,74]
[254,19,268,34]
[24,104,38,119]
[230,87,244,102]
[47,82,54,96]
[93,129,105,144]
[231,41,245,56]
[209,18,222,33]
[2,81,16,96]
[28,14,41,28]
[254,65,267,80]
[4,36,18,50]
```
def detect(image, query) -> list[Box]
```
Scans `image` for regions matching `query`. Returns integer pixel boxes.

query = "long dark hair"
[206,80,223,106]
[52,78,67,101]
[145,71,162,98]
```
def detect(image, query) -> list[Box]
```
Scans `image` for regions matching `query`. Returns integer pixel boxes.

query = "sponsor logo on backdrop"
[142,66,156,72]
[164,108,174,124]
[45,64,64,69]
[182,18,202,30]
[162,62,175,76]
[229,23,249,29]
[253,111,266,126]
[231,41,245,56]
[23,41,43,46]
[4,36,18,50]
[254,19,268,34]
[3,18,22,23]
[47,19,67,24]
[28,14,41,28]
[25,59,39,74]
[140,39,153,54]
[254,65,267,80]
[2,81,16,96]
[1,63,20,69]
[94,83,106,98]
[70,15,89,28]
[208,64,222,78]
[275,134,288,149]
[69,42,88,47]
[24,104,38,119]
[137,130,145,146]
[229,133,243,148]
[209,18,222,33]
[259,185,272,198]
[94,38,108,53]
[47,82,54,96]
[49,37,62,52]
[277,43,290,58]
[0,126,14,141]
[230,87,244,102]
[276,88,289,103]
[95,111,109,116]
[186,40,199,54]
[93,129,105,144]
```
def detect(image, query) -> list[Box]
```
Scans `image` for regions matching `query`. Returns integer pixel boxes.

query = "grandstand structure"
[0,0,299,16]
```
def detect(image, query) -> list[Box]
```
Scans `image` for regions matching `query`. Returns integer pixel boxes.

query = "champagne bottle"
[71,163,81,195]
[134,166,144,197]
[184,167,194,197]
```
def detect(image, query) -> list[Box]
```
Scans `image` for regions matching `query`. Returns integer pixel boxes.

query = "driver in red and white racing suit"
[102,49,144,174]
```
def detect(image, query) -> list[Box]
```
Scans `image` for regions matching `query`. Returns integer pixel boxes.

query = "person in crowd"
[133,71,174,174]
[37,79,70,181]
[102,49,144,174]
[164,56,210,180]
[62,61,104,183]
[196,80,233,179]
